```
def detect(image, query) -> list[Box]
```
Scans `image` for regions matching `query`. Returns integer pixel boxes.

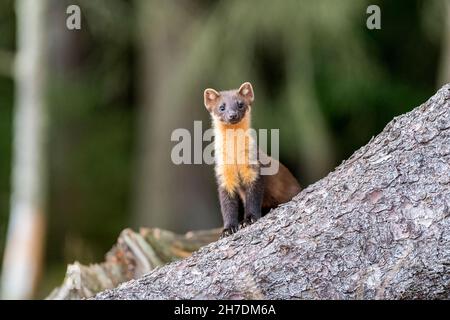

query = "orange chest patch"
[214,115,258,194]
[216,163,258,194]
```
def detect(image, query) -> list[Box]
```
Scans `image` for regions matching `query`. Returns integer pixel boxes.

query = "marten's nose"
[228,112,238,121]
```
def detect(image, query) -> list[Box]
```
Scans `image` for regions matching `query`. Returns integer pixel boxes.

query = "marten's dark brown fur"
[204,82,301,238]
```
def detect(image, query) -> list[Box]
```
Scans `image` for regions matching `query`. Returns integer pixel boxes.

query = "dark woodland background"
[0,0,449,298]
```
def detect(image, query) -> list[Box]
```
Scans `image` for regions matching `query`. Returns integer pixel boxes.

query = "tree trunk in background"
[133,1,219,231]
[133,0,174,230]
[1,0,48,299]
[285,25,335,180]
[96,85,450,299]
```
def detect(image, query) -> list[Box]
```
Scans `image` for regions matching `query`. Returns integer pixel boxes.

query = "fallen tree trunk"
[47,228,221,299]
[93,85,450,299]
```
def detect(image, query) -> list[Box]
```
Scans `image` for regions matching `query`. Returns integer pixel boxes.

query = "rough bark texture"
[95,85,450,300]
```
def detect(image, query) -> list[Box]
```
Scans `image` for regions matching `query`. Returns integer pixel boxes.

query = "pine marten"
[203,82,301,238]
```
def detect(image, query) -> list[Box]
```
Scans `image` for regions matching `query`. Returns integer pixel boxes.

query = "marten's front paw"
[239,216,258,229]
[220,226,238,239]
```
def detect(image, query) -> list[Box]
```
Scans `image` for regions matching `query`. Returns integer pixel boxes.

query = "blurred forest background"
[0,0,449,299]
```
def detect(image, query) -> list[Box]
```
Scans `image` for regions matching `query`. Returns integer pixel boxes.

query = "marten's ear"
[238,82,254,104]
[204,88,220,112]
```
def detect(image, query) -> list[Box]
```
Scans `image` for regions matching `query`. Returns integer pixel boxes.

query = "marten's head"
[204,82,254,125]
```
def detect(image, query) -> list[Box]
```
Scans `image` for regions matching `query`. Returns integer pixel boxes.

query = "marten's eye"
[237,101,244,109]
[219,104,226,112]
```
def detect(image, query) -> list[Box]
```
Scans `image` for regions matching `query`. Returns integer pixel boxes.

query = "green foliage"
[0,0,15,271]
[0,79,13,265]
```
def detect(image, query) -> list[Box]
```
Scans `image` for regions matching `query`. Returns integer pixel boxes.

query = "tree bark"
[93,84,450,299]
